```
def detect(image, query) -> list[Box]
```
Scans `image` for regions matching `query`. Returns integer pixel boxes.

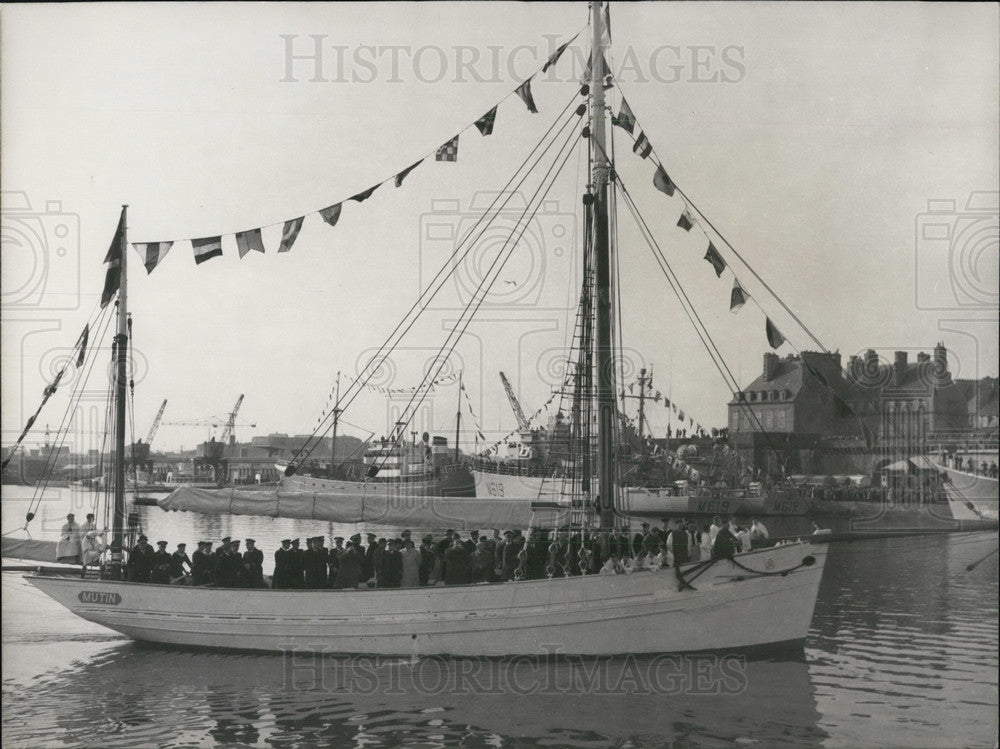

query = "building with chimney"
[728,343,969,476]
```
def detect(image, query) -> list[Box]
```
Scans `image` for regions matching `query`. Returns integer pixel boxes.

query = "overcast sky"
[2,2,997,453]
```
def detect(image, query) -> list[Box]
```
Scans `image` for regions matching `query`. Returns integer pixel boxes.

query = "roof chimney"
[934,342,948,376]
[763,352,779,382]
[848,355,861,379]
[894,351,908,386]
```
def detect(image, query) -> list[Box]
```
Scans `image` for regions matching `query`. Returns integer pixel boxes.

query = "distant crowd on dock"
[943,454,998,478]
[114,516,772,589]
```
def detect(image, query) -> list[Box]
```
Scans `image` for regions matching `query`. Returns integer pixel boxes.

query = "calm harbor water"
[2,488,997,748]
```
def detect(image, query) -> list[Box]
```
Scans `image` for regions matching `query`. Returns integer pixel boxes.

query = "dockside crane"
[130,398,167,468]
[163,394,255,443]
[145,399,168,445]
[498,372,538,461]
[499,372,530,433]
[219,394,245,446]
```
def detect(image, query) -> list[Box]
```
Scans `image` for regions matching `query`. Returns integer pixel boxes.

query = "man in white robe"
[56,513,82,563]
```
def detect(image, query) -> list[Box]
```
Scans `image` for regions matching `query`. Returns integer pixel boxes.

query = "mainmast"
[329,371,341,478]
[454,370,462,462]
[590,1,616,531]
[110,205,128,581]
[637,367,647,452]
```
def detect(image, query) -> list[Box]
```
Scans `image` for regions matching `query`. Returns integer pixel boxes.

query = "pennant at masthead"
[99,208,126,308]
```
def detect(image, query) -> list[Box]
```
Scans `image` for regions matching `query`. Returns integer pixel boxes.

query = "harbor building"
[727,344,975,477]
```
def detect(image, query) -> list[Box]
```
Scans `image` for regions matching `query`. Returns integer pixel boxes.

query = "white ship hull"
[473,471,809,516]
[473,470,567,502]
[27,542,825,655]
[932,462,999,520]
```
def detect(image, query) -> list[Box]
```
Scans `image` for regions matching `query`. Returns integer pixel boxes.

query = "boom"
[146,399,167,444]
[498,371,529,433]
[219,394,245,445]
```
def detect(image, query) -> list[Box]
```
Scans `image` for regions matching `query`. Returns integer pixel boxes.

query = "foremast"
[589,2,616,531]
[110,205,129,580]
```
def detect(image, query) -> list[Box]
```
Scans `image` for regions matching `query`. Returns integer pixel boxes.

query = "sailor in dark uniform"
[127,534,152,583]
[380,538,402,588]
[419,534,436,586]
[363,533,378,582]
[672,519,690,565]
[273,539,291,589]
[526,529,548,580]
[228,539,243,587]
[243,538,265,588]
[633,523,649,556]
[306,537,328,588]
[150,541,172,584]
[333,534,363,589]
[327,537,344,587]
[213,537,232,586]
[711,518,740,560]
[169,542,193,583]
[192,541,212,585]
[500,530,518,581]
[288,538,304,588]
[203,541,216,584]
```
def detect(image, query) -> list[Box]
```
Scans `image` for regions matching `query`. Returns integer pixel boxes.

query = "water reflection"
[807,536,998,746]
[11,643,825,748]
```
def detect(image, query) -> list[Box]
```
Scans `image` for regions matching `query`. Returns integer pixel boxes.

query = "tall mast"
[454,370,462,462]
[590,1,615,530]
[637,367,647,451]
[329,371,341,478]
[110,205,128,581]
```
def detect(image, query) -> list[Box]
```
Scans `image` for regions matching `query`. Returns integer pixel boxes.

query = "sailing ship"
[17,3,829,655]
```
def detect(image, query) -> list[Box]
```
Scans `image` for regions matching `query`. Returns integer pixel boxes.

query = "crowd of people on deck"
[116,516,772,588]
